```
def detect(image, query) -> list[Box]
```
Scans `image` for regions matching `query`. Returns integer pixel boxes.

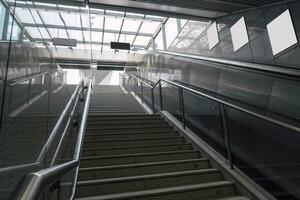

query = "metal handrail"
[10,80,92,200]
[133,48,300,78]
[9,72,49,86]
[124,73,300,134]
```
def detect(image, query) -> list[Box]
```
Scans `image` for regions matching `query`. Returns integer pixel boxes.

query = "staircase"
[74,85,251,200]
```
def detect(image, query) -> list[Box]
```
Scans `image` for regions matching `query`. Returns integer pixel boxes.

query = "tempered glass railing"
[9,80,92,200]
[120,73,300,200]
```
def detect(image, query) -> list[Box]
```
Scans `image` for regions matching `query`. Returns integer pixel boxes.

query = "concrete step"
[75,169,222,197]
[86,119,165,125]
[82,143,192,157]
[86,122,170,129]
[80,150,200,168]
[75,181,236,200]
[85,126,173,132]
[83,136,186,148]
[84,131,178,140]
[78,158,210,180]
[85,128,175,135]
[87,114,160,120]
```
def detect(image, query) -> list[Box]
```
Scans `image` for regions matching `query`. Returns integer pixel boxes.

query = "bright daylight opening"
[267,9,298,55]
[207,21,219,50]
[230,16,249,52]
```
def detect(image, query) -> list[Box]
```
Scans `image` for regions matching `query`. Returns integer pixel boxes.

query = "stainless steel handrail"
[9,72,49,86]
[123,73,300,134]
[10,80,92,200]
[37,81,82,162]
[133,48,300,78]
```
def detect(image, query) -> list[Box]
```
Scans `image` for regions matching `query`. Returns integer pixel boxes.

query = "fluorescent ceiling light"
[230,17,249,52]
[267,9,297,55]
[207,21,219,50]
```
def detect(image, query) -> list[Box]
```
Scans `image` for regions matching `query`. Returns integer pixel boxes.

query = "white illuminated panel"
[230,17,249,52]
[267,9,298,55]
[207,22,219,50]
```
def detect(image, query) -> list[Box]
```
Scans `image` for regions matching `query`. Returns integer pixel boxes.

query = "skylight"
[11,1,167,50]
[267,9,297,55]
[207,21,219,50]
[230,17,249,52]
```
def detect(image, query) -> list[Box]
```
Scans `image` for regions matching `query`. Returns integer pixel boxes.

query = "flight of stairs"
[74,86,250,200]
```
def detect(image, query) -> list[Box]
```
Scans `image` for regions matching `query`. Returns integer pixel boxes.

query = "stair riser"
[84,132,178,140]
[76,171,221,197]
[83,138,185,148]
[78,160,210,180]
[80,152,200,168]
[82,144,192,157]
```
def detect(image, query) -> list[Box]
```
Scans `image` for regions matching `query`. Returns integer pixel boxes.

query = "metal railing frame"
[121,73,300,170]
[10,80,92,200]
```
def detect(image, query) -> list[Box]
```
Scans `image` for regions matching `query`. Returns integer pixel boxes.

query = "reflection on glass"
[230,17,249,52]
[267,9,297,55]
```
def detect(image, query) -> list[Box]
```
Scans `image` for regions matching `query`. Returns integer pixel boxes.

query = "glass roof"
[11,0,166,50]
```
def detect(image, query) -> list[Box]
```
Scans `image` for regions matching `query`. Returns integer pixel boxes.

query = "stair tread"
[84,136,184,143]
[83,143,191,152]
[79,158,209,171]
[81,150,199,160]
[77,169,219,185]
[75,181,234,200]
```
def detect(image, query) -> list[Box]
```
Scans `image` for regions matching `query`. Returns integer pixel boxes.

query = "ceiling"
[89,0,287,19]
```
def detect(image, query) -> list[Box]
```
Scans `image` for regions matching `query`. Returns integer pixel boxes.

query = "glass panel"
[139,21,160,34]
[162,82,181,121]
[154,29,164,50]
[119,34,135,44]
[105,17,122,31]
[61,12,81,27]
[134,36,151,46]
[183,90,226,157]
[0,2,5,38]
[230,16,249,52]
[26,27,50,39]
[267,9,297,55]
[49,28,68,38]
[91,14,104,28]
[91,31,102,42]
[165,18,179,48]
[122,19,141,32]
[7,15,21,40]
[103,32,117,43]
[69,29,83,41]
[226,106,300,199]
[39,10,64,26]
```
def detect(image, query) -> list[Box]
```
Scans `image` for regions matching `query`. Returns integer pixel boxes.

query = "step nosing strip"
[79,158,209,171]
[81,150,198,160]
[83,143,191,151]
[83,136,184,143]
[75,181,234,200]
[77,169,220,185]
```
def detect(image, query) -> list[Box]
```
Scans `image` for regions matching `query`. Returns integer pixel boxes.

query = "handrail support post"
[27,79,32,104]
[151,88,155,113]
[159,82,163,110]
[140,82,144,103]
[178,87,186,129]
[219,103,233,169]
